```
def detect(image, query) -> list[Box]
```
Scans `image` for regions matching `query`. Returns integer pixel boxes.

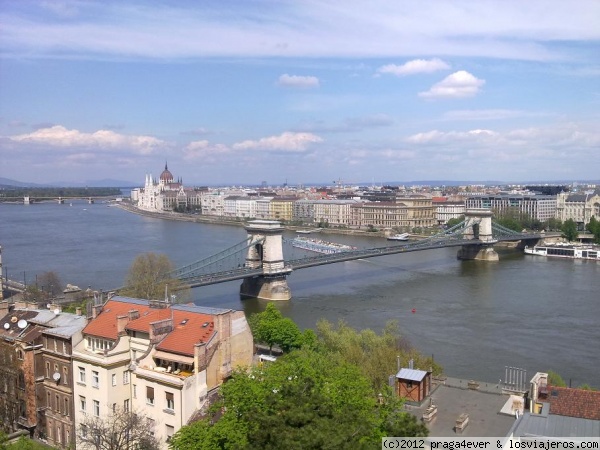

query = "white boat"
[387,233,410,241]
[296,229,321,234]
[292,237,356,254]
[524,243,600,261]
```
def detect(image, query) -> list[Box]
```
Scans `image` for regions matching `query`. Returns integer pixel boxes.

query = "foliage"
[577,384,598,391]
[249,304,303,353]
[0,344,22,433]
[446,216,464,229]
[586,217,600,243]
[561,219,578,242]
[37,271,63,295]
[170,348,427,450]
[316,320,442,392]
[547,370,567,387]
[544,218,562,232]
[121,253,189,301]
[77,407,160,450]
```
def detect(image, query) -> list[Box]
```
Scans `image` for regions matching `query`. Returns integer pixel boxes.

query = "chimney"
[128,309,140,320]
[116,314,129,335]
[75,307,82,316]
[92,305,103,319]
[0,301,10,318]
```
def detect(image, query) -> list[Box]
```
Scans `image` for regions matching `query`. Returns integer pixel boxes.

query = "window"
[17,349,24,360]
[63,366,68,385]
[64,397,69,416]
[79,396,86,412]
[92,371,99,388]
[133,384,137,398]
[112,374,117,387]
[165,392,174,410]
[123,371,129,385]
[112,403,116,413]
[56,395,60,413]
[124,399,129,412]
[46,362,50,378]
[166,425,174,443]
[47,392,52,409]
[93,400,100,417]
[81,425,87,438]
[146,386,154,405]
[78,367,86,384]
[62,342,67,354]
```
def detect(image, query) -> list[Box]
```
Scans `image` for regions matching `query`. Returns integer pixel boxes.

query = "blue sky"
[1,0,599,186]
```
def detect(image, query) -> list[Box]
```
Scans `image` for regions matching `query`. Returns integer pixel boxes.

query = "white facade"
[313,200,359,226]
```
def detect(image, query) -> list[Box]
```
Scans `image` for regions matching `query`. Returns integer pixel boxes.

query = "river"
[1,201,598,388]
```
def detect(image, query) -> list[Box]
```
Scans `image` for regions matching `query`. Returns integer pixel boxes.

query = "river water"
[1,201,599,387]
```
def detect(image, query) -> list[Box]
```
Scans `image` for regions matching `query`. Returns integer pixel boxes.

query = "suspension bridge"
[164,209,549,301]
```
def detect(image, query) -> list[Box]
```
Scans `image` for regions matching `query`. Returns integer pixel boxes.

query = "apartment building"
[72,297,253,448]
[313,199,360,227]
[269,196,298,222]
[432,197,466,225]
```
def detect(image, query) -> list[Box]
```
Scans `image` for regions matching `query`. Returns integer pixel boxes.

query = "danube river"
[1,201,599,387]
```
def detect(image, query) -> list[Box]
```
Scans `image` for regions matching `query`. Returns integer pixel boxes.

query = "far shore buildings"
[131,169,598,231]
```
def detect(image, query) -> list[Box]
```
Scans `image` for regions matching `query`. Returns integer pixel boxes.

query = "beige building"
[349,202,408,229]
[556,192,600,228]
[395,195,437,229]
[72,297,253,449]
[269,196,298,222]
[313,199,360,227]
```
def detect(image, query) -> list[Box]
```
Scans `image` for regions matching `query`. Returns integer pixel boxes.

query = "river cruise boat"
[387,233,409,241]
[524,243,600,261]
[292,237,356,254]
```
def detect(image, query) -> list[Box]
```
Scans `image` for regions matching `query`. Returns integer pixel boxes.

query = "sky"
[1,0,599,186]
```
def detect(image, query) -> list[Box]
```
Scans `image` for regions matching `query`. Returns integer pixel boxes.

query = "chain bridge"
[165,209,548,301]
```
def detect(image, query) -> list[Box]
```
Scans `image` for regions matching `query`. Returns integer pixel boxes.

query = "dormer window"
[86,337,114,352]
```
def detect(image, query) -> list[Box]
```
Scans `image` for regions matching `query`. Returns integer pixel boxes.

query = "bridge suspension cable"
[169,236,265,280]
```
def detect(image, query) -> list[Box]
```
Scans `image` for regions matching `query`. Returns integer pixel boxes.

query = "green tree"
[121,253,189,301]
[543,218,562,232]
[37,271,63,296]
[446,216,465,229]
[249,303,302,354]
[317,319,442,392]
[561,219,578,242]
[547,370,567,387]
[586,217,600,244]
[170,348,427,450]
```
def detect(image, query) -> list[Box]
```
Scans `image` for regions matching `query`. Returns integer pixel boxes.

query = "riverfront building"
[555,192,600,228]
[465,195,557,222]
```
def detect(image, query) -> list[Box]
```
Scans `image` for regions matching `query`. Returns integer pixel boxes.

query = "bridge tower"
[240,220,292,301]
[457,209,499,261]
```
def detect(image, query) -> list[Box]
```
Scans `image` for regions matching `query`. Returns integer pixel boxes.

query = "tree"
[121,253,189,301]
[77,407,160,450]
[586,217,600,244]
[170,348,427,450]
[316,320,442,392]
[561,219,578,242]
[547,370,567,387]
[446,216,465,229]
[37,271,63,296]
[249,303,302,354]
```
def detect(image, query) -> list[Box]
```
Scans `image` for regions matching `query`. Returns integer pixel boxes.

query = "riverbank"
[116,202,394,239]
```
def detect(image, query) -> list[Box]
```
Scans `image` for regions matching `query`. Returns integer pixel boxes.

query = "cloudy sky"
[1,1,599,186]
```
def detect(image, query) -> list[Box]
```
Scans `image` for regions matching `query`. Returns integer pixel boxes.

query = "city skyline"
[1,1,599,185]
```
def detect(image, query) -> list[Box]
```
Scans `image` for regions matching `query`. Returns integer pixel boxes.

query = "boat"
[296,229,321,234]
[524,243,600,261]
[292,237,357,254]
[387,233,410,241]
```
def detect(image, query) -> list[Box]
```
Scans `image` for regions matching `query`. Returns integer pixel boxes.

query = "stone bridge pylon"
[240,220,292,301]
[457,209,499,261]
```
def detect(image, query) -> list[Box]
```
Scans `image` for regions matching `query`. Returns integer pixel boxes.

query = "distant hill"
[0,177,137,188]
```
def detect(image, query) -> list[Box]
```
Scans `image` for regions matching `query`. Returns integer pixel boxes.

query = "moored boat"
[524,243,600,261]
[292,237,356,254]
[387,233,409,241]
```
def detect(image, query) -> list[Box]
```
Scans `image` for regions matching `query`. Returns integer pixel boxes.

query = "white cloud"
[442,109,546,121]
[277,74,320,88]
[183,140,230,160]
[9,125,167,155]
[377,58,450,76]
[232,132,323,153]
[419,71,485,99]
[407,129,498,144]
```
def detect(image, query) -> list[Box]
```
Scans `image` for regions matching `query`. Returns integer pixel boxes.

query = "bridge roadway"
[182,232,544,288]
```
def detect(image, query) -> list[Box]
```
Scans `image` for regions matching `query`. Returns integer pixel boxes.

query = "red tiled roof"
[82,299,215,355]
[546,386,600,420]
[156,310,215,356]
